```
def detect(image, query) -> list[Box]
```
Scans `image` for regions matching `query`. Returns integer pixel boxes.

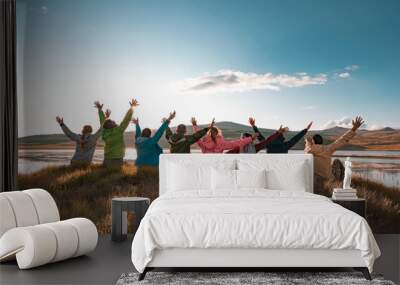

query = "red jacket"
[193,125,253,153]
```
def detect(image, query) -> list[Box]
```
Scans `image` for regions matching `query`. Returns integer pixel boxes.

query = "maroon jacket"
[226,131,281,154]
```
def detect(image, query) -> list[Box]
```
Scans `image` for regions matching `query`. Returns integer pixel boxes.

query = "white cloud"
[344,65,360,71]
[322,117,387,130]
[322,117,353,129]
[338,72,351,79]
[172,69,328,94]
[367,124,385,131]
[334,65,360,80]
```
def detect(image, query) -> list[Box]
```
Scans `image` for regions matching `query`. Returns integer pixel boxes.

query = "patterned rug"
[117,271,396,285]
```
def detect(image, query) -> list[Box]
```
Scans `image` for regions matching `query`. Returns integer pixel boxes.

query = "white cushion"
[238,159,308,191]
[42,221,79,262]
[236,169,267,189]
[211,168,237,190]
[23,189,60,224]
[266,162,307,191]
[0,192,39,227]
[0,196,17,237]
[64,218,98,257]
[167,160,236,192]
[167,163,211,191]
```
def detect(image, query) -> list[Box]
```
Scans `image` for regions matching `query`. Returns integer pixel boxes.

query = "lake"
[18,148,400,189]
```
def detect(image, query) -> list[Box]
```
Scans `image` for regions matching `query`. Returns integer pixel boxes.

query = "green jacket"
[99,108,133,160]
[165,127,208,153]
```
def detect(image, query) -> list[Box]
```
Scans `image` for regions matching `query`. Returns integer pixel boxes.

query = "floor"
[0,235,134,285]
[1,234,399,285]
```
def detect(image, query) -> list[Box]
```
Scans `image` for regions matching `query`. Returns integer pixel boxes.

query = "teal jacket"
[134,121,169,167]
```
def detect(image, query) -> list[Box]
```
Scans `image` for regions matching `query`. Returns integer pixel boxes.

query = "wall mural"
[17,0,400,233]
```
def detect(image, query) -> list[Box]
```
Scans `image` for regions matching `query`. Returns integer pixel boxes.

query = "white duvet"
[131,190,380,273]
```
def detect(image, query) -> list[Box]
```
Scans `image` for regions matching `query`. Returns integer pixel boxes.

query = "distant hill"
[380,127,396,132]
[19,134,73,145]
[18,121,400,151]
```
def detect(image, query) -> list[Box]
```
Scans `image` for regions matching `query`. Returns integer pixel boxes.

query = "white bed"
[131,154,380,280]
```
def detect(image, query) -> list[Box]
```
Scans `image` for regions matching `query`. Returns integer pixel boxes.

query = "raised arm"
[118,99,139,131]
[255,130,281,152]
[132,118,141,140]
[150,121,169,143]
[327,129,356,153]
[186,127,209,144]
[98,110,106,125]
[191,117,202,140]
[192,124,208,151]
[285,121,312,149]
[165,127,173,140]
[220,136,253,151]
[149,111,176,143]
[327,117,362,153]
[56,117,80,141]
[284,128,308,149]
[92,126,103,140]
[304,136,316,154]
[187,118,214,145]
[192,124,200,133]
[92,109,110,139]
[249,117,265,141]
[165,124,173,141]
[119,110,134,131]
[191,117,212,151]
[94,101,106,124]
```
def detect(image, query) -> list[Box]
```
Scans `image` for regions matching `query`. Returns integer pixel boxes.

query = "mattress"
[131,190,380,273]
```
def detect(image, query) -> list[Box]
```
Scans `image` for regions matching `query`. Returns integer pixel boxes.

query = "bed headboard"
[159,154,314,195]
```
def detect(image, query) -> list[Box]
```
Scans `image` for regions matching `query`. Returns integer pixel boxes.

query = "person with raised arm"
[305,116,364,184]
[56,113,106,166]
[165,117,215,153]
[95,99,139,167]
[251,119,312,153]
[226,118,286,153]
[192,118,257,153]
[133,111,176,167]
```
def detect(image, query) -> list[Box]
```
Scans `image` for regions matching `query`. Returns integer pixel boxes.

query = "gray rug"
[117,272,396,285]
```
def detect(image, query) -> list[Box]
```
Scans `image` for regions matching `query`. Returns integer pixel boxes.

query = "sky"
[17,0,400,137]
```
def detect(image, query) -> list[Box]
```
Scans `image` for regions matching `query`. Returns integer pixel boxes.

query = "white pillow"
[166,160,236,192]
[167,162,211,191]
[266,162,307,191]
[237,159,308,191]
[211,168,237,191]
[236,169,267,189]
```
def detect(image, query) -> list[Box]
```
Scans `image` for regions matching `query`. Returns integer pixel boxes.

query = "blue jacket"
[134,121,169,167]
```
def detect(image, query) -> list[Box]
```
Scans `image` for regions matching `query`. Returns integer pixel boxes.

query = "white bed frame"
[140,154,370,280]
